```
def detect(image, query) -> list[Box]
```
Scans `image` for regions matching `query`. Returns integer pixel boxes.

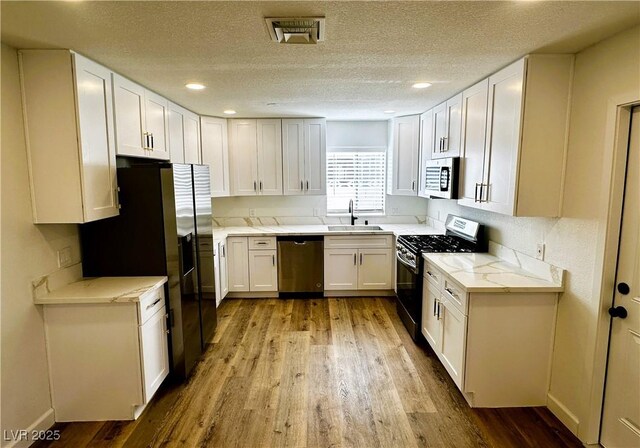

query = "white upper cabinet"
[228,119,282,196]
[418,109,434,198]
[282,118,326,195]
[19,50,119,223]
[432,93,463,159]
[458,79,489,208]
[168,102,200,164]
[389,115,420,196]
[200,116,230,197]
[256,119,283,195]
[458,55,573,217]
[113,74,169,160]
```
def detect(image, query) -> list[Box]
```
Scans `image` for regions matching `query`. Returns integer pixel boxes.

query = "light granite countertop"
[424,252,564,293]
[34,276,168,305]
[211,223,441,242]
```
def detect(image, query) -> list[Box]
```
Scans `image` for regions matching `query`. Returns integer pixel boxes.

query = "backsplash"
[212,194,430,227]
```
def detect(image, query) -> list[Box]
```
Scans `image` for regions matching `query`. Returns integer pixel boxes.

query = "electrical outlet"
[536,243,545,261]
[249,208,256,217]
[313,208,320,217]
[57,247,72,268]
[391,207,399,215]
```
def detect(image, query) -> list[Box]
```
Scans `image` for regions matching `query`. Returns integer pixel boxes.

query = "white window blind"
[326,151,386,214]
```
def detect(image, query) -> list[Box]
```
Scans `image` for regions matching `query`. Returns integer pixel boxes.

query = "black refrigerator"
[80,163,217,379]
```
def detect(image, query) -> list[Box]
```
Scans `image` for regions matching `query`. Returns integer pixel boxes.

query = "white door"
[458,79,489,209]
[282,119,305,195]
[421,282,441,351]
[418,109,433,197]
[432,102,448,159]
[139,307,169,403]
[73,54,119,222]
[143,90,170,160]
[482,58,525,215]
[112,74,146,158]
[229,119,258,196]
[201,117,229,197]
[443,93,463,158]
[304,118,326,195]
[249,250,278,292]
[357,249,393,290]
[168,103,185,163]
[391,115,420,195]
[227,237,249,292]
[439,297,467,389]
[183,111,200,164]
[601,107,640,448]
[256,119,282,195]
[324,249,358,290]
[219,240,229,298]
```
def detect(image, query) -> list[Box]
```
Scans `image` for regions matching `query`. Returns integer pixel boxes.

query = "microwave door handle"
[440,167,449,191]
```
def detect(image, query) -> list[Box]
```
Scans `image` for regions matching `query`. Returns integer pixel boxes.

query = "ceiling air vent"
[265,17,325,44]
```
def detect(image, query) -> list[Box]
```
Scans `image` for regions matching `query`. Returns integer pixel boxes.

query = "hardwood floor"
[36,298,582,448]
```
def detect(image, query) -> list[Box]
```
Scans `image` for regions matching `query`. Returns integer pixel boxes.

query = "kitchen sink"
[328,225,383,231]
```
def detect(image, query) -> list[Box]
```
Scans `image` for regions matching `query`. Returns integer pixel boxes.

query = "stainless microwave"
[423,158,459,199]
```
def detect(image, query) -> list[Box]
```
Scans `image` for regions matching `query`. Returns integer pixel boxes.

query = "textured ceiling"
[2,1,639,119]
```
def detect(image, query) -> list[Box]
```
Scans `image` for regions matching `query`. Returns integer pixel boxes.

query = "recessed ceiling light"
[223,110,237,115]
[384,110,395,114]
[412,82,432,89]
[185,83,206,90]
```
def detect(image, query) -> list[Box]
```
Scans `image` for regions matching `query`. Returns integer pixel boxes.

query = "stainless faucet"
[348,199,358,226]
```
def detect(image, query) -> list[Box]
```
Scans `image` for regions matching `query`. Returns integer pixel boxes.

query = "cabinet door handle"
[301,180,304,190]
[359,253,363,265]
[260,181,263,191]
[412,180,415,191]
[436,301,441,320]
[475,183,481,202]
[150,133,154,149]
[442,137,448,151]
[272,254,275,266]
[306,180,309,190]
[222,245,225,257]
[254,181,257,191]
[353,253,357,265]
[433,298,438,316]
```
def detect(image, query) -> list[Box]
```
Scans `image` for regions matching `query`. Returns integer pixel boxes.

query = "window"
[326,150,386,215]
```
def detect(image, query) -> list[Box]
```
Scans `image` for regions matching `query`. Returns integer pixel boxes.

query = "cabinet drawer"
[324,234,392,249]
[423,261,443,290]
[442,277,468,315]
[248,236,276,250]
[139,286,166,325]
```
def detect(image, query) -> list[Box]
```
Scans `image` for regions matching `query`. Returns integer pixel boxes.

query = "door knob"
[617,282,630,295]
[608,306,628,319]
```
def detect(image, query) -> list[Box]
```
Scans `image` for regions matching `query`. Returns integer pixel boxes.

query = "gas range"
[395,215,485,341]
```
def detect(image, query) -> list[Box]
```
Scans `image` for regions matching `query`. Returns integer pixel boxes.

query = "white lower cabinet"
[421,261,558,407]
[41,281,169,421]
[198,237,215,294]
[226,237,278,293]
[324,236,394,292]
[219,240,229,298]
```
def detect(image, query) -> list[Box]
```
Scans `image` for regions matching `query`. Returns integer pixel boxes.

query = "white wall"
[426,25,640,443]
[213,120,429,226]
[1,43,82,444]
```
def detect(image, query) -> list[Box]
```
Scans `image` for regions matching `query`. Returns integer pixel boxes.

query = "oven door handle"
[396,253,418,274]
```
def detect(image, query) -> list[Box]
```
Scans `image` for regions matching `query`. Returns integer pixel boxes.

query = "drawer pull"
[426,270,436,279]
[444,287,459,300]
[146,297,162,310]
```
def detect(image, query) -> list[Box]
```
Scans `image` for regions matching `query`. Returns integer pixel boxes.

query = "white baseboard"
[2,408,55,448]
[547,393,580,436]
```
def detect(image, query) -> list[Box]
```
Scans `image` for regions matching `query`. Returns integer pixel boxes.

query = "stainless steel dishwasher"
[277,236,324,295]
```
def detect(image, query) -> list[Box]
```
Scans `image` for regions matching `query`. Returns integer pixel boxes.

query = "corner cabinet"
[168,102,200,164]
[388,115,421,196]
[282,118,326,195]
[112,74,170,160]
[201,117,230,197]
[19,50,119,223]
[458,55,574,217]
